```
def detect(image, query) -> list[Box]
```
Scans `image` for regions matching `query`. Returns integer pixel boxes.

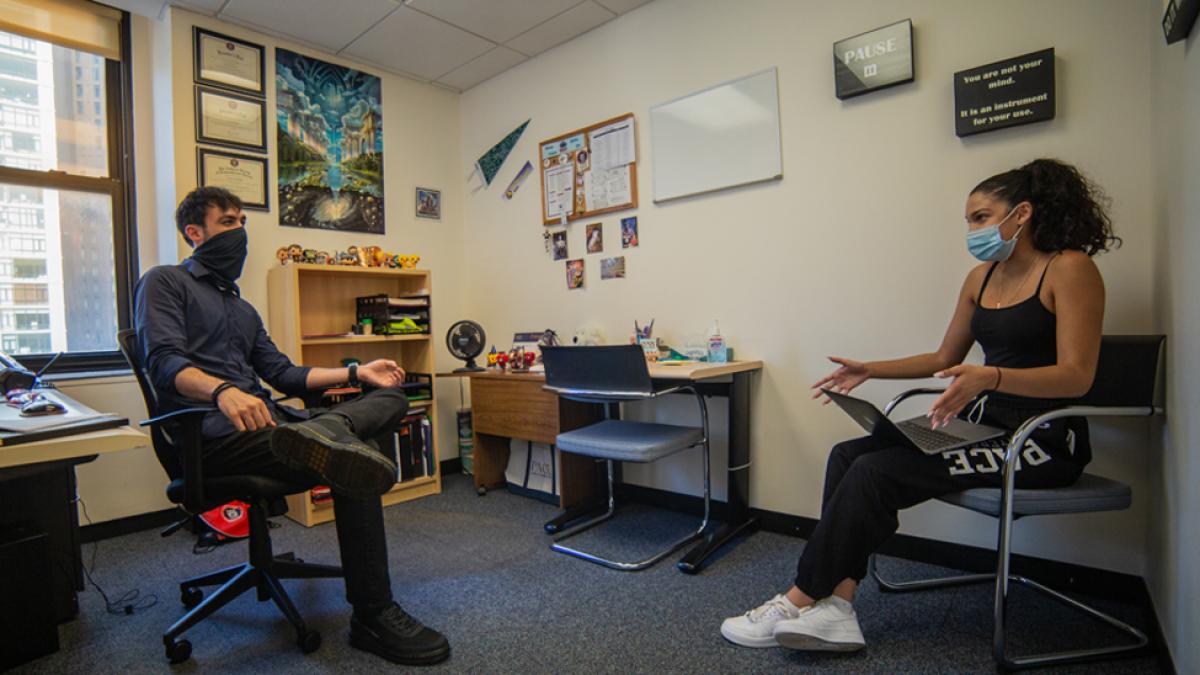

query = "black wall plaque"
[954,48,1055,138]
[833,19,914,100]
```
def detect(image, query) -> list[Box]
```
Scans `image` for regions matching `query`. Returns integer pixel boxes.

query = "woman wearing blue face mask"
[721,158,1119,653]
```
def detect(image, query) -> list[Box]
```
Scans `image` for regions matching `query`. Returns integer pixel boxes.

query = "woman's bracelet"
[993,366,1003,391]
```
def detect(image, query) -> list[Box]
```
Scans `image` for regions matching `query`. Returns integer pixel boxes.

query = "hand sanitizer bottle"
[707,320,727,363]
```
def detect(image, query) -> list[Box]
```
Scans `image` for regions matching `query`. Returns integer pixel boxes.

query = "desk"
[0,416,146,620]
[448,360,762,573]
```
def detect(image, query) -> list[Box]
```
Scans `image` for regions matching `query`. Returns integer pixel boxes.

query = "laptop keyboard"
[897,419,967,450]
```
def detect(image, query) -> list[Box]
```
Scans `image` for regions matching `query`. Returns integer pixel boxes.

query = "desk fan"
[446,320,486,372]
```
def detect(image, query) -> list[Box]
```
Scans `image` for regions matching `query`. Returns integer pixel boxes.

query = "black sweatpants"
[793,400,1087,599]
[201,387,409,613]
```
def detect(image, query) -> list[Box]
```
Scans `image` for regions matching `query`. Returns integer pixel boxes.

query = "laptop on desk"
[822,389,1007,455]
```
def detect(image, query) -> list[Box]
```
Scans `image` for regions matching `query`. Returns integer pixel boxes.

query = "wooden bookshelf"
[267,263,441,527]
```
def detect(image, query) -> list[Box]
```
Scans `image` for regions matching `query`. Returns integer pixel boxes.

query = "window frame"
[0,13,138,374]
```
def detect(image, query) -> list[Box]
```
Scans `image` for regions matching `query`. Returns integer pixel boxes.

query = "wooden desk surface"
[440,360,762,382]
[0,425,147,470]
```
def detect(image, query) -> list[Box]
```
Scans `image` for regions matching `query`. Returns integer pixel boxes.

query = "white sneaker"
[772,596,865,652]
[720,594,802,648]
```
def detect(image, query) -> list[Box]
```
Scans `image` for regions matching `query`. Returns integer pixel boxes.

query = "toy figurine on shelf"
[302,249,318,264]
[363,245,383,267]
[336,251,358,265]
[276,247,291,265]
[288,244,303,262]
[486,346,499,368]
[396,254,420,270]
[508,347,528,372]
[495,351,509,371]
[523,350,537,369]
[345,245,365,266]
[314,251,331,265]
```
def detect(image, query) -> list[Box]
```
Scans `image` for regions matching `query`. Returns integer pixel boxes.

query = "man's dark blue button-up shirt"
[133,258,311,439]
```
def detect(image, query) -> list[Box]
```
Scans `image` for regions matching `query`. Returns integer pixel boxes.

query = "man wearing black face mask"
[133,187,450,666]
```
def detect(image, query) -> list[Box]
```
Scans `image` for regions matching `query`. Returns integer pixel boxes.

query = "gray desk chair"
[869,335,1164,670]
[541,345,711,571]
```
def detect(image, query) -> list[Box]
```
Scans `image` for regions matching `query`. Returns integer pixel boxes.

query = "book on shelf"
[393,411,432,482]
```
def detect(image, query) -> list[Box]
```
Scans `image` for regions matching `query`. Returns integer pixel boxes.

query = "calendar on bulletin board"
[539,113,638,225]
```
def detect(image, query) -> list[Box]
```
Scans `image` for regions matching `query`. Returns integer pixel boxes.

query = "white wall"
[1148,0,1200,670]
[71,7,470,523]
[459,0,1159,573]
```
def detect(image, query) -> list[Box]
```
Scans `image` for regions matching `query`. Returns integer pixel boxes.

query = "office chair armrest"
[139,406,217,428]
[883,388,947,417]
[140,406,215,512]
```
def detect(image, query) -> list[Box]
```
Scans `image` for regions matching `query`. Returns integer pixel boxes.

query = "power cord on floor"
[76,497,158,615]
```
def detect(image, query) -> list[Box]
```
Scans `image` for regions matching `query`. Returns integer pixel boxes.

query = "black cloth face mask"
[191,227,248,288]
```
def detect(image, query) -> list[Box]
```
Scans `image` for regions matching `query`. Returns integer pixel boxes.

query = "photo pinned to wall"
[415,187,441,219]
[586,223,603,253]
[276,48,383,234]
[566,259,585,290]
[621,216,638,248]
[551,231,568,261]
[600,256,626,280]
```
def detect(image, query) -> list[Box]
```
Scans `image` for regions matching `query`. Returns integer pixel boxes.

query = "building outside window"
[0,5,135,368]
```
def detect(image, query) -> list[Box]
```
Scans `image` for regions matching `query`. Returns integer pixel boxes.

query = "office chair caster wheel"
[298,630,321,654]
[477,486,487,495]
[166,639,192,664]
[181,587,203,609]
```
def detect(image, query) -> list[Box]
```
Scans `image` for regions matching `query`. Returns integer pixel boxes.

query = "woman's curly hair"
[972,159,1121,256]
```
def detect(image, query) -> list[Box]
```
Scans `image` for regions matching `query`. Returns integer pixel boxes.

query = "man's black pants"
[793,429,1084,599]
[201,388,409,613]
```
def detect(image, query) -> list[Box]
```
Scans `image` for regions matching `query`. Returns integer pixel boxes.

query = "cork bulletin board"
[539,113,638,225]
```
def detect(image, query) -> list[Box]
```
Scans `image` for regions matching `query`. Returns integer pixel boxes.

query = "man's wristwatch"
[348,363,359,386]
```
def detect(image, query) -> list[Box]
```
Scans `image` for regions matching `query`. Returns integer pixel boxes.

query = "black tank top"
[970,255,1061,409]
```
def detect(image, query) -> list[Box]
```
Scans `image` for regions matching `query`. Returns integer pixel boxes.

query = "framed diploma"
[194,27,265,96]
[195,86,267,151]
[198,148,269,210]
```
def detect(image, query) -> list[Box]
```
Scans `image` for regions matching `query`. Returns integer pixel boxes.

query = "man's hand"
[357,359,406,388]
[216,387,276,432]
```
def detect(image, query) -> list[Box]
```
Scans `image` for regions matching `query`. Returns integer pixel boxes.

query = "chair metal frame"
[118,329,343,664]
[546,382,712,571]
[869,380,1160,669]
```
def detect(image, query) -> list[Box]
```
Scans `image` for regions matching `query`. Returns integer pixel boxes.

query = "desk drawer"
[472,378,559,444]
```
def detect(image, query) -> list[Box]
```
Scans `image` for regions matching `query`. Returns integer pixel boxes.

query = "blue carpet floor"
[26,474,1164,673]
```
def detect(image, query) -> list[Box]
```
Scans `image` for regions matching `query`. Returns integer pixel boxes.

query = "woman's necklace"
[993,256,1043,309]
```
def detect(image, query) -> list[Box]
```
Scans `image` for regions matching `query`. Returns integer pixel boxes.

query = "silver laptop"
[822,389,1007,455]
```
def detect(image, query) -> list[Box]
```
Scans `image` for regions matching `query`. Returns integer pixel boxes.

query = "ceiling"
[121,0,654,91]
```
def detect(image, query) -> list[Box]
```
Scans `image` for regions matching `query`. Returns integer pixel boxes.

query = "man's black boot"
[270,414,396,497]
[350,602,450,665]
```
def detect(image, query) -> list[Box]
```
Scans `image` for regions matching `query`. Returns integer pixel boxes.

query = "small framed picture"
[198,148,268,210]
[194,27,265,96]
[415,187,441,220]
[195,86,266,151]
[586,223,603,253]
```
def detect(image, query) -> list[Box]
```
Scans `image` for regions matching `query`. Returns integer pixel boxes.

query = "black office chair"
[868,335,1164,669]
[540,345,711,571]
[117,329,343,664]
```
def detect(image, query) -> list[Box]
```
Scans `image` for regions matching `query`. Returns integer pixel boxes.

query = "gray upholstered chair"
[869,334,1164,669]
[540,345,711,571]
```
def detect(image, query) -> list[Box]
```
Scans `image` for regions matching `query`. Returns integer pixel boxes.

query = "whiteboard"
[650,67,782,203]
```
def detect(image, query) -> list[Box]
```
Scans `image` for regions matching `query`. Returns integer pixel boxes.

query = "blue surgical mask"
[966,206,1022,261]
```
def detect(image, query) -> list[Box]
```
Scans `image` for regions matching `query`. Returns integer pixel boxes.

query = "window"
[0,14,135,372]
